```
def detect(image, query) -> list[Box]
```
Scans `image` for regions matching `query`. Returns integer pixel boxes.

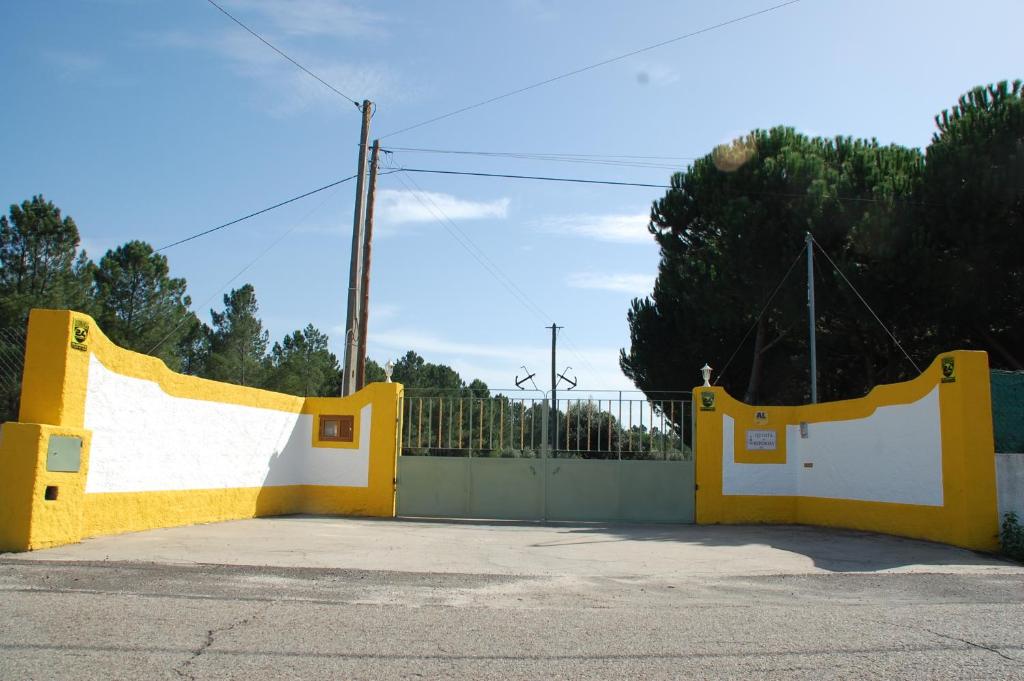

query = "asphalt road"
[1,519,1022,679]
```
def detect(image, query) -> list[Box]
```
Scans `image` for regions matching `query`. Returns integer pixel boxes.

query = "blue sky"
[2,0,1021,392]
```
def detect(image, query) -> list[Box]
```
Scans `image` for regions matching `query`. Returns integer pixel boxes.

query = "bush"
[1000,512,1024,561]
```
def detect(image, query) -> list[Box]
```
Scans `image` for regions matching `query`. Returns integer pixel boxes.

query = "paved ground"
[1,517,1023,679]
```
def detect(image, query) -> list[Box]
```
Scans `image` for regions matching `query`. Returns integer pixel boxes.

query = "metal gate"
[396,391,694,523]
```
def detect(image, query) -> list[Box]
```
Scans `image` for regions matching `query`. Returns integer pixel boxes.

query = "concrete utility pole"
[548,323,562,449]
[342,100,372,396]
[355,139,380,391]
[806,231,818,404]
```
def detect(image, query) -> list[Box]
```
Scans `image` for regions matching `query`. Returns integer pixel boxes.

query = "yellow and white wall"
[0,309,402,552]
[694,350,1000,551]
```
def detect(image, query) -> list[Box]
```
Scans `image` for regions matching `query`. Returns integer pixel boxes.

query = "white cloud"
[376,189,510,231]
[542,213,651,244]
[566,272,654,296]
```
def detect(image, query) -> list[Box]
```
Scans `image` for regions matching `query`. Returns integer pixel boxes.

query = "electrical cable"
[398,167,672,189]
[390,165,934,206]
[145,185,344,356]
[382,146,693,170]
[392,169,602,381]
[205,0,362,109]
[394,170,550,323]
[379,0,800,139]
[385,146,697,162]
[156,174,357,251]
[714,244,807,385]
[809,235,922,373]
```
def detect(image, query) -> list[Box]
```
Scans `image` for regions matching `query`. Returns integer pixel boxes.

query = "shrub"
[1000,512,1024,561]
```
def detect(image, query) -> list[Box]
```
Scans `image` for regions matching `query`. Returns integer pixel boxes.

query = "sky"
[1,0,1022,394]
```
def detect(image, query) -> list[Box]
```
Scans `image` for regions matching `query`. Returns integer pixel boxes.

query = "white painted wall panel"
[83,354,370,493]
[794,387,943,506]
[722,416,798,496]
[722,387,944,506]
[996,453,1024,520]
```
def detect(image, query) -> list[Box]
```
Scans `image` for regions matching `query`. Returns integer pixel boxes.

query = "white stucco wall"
[996,453,1024,520]
[722,386,944,506]
[83,354,370,493]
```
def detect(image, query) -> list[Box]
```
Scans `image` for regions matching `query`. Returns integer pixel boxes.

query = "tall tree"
[0,195,94,327]
[266,324,340,396]
[176,315,211,376]
[205,284,269,387]
[92,240,194,370]
[390,350,465,392]
[924,80,1024,369]
[621,128,926,406]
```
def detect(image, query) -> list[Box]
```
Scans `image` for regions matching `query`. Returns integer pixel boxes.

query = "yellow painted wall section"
[1,309,402,551]
[0,422,92,552]
[302,381,403,518]
[694,351,1000,551]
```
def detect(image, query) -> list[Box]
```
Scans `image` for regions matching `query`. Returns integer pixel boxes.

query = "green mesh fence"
[991,370,1024,453]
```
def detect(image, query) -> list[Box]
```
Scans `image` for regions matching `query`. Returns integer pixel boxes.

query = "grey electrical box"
[47,435,82,473]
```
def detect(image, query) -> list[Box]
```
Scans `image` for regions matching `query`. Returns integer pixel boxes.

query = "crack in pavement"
[867,617,1021,664]
[173,605,267,679]
[922,627,1021,663]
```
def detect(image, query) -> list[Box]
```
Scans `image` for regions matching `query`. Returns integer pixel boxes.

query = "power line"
[205,0,361,109]
[397,167,672,189]
[383,146,694,170]
[156,174,357,251]
[391,165,935,206]
[391,170,602,380]
[145,186,344,356]
[394,170,549,322]
[385,146,698,162]
[715,244,806,386]
[380,0,801,139]
[810,235,921,373]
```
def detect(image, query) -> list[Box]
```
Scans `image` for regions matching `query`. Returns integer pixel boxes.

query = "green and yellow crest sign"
[941,356,956,383]
[71,319,89,351]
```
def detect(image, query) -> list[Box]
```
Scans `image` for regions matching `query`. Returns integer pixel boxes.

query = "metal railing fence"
[400,389,692,460]
[0,325,27,424]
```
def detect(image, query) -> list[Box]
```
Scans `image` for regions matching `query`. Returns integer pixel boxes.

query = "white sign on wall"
[746,429,777,451]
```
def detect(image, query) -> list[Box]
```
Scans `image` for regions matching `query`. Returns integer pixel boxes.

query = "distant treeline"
[0,199,487,421]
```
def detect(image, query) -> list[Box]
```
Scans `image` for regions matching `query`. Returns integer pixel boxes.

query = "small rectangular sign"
[745,429,777,451]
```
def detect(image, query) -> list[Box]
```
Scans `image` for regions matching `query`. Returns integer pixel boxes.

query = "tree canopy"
[622,80,1024,405]
[0,195,489,423]
[93,240,195,371]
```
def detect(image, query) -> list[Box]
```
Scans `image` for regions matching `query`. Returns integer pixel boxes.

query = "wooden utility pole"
[355,139,380,390]
[342,100,372,396]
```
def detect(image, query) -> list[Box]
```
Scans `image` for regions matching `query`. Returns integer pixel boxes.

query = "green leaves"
[93,240,193,370]
[0,195,94,327]
[266,325,340,397]
[624,80,1024,404]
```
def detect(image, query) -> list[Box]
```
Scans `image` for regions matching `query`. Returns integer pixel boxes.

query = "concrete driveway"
[2,518,1022,679]
[5,516,1020,577]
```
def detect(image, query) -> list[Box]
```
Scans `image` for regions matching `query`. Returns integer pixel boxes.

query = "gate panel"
[396,456,469,518]
[546,460,619,521]
[619,461,694,523]
[468,459,544,520]
[397,391,696,524]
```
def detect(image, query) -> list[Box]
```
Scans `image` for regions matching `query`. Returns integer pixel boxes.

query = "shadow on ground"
[394,515,1013,573]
